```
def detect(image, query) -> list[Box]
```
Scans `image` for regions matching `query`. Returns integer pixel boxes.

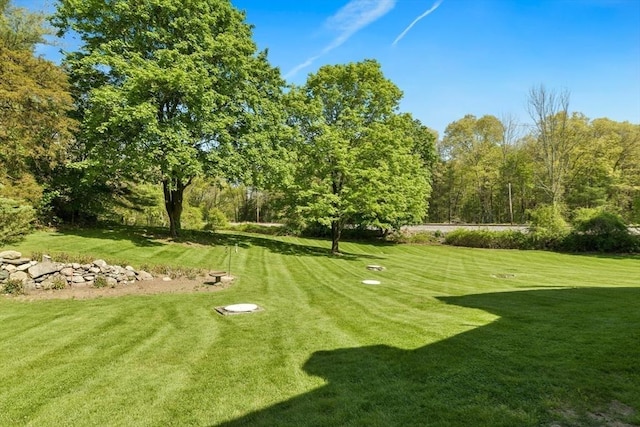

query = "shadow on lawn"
[53,226,164,247]
[55,226,381,260]
[219,287,640,427]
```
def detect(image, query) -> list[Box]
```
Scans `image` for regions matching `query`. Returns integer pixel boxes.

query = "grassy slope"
[1,227,639,426]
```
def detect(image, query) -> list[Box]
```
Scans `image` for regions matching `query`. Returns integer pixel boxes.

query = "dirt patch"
[7,276,232,301]
[552,401,637,427]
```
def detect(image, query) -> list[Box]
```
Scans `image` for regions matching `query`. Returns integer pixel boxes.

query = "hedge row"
[444,229,639,253]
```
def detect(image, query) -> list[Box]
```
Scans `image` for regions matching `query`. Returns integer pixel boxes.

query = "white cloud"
[392,0,443,46]
[285,0,396,79]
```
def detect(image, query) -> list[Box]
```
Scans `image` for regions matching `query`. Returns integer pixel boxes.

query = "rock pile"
[0,250,154,290]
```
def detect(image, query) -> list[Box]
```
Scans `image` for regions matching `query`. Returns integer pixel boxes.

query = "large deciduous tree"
[0,0,76,203]
[52,0,284,237]
[285,60,434,254]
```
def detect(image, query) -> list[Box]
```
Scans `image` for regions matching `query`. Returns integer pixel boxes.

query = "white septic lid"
[362,280,381,285]
[224,303,258,312]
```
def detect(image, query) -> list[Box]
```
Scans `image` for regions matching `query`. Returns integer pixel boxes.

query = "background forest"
[1,0,639,249]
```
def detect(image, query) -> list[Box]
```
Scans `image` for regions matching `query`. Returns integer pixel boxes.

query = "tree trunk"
[331,219,341,254]
[163,177,187,239]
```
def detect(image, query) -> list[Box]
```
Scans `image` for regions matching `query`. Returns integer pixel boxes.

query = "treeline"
[429,91,640,225]
[1,0,639,253]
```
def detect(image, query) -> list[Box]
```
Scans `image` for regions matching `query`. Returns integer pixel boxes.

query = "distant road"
[237,223,640,235]
[403,224,529,234]
[406,224,640,234]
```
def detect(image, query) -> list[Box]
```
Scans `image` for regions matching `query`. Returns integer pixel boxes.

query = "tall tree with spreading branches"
[285,60,434,254]
[52,0,285,237]
[0,0,76,202]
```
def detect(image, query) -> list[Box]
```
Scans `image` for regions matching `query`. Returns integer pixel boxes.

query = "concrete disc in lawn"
[224,303,258,312]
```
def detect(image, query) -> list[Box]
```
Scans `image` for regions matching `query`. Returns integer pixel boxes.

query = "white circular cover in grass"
[224,303,258,313]
[362,280,381,285]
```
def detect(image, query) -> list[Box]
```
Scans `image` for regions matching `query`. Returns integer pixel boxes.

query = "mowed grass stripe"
[1,295,223,426]
[2,229,639,426]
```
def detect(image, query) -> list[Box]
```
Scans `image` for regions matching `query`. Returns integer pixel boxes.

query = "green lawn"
[1,227,639,426]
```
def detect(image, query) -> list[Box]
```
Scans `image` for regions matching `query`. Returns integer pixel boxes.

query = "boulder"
[3,257,32,265]
[60,267,75,276]
[0,250,21,260]
[93,259,108,268]
[0,270,9,280]
[28,262,63,279]
[9,271,29,283]
[29,262,62,279]
[16,261,36,271]
[4,265,17,273]
[136,270,153,281]
[71,275,86,283]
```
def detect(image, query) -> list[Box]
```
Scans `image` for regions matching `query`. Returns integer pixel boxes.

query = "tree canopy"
[284,60,435,253]
[0,0,75,203]
[429,93,640,225]
[52,0,285,237]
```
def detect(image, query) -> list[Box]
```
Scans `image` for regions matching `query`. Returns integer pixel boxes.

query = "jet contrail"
[285,0,396,79]
[392,0,443,46]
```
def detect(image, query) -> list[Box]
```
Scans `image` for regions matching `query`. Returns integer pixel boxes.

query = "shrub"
[93,276,108,288]
[50,277,68,290]
[563,208,639,253]
[391,231,441,244]
[2,279,25,295]
[443,229,528,249]
[181,205,205,230]
[203,207,229,230]
[526,205,570,250]
[528,205,568,234]
[227,223,285,236]
[0,197,35,244]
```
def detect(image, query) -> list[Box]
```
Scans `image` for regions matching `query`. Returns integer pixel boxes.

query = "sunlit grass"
[1,227,638,426]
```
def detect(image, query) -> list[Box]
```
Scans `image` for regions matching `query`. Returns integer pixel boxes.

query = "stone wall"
[0,250,154,290]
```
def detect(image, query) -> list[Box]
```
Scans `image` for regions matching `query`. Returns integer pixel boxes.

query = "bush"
[525,205,570,250]
[444,229,532,249]
[226,222,284,235]
[528,205,568,234]
[50,276,68,290]
[0,197,35,244]
[181,205,205,230]
[2,279,25,295]
[563,209,639,253]
[93,276,108,288]
[391,231,441,244]
[203,207,229,230]
[42,276,67,290]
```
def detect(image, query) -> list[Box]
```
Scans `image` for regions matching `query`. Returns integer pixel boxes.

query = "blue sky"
[18,0,640,136]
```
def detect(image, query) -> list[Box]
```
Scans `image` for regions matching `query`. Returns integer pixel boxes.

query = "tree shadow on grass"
[218,287,640,427]
[52,226,165,247]
[54,226,382,260]
[568,252,640,261]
